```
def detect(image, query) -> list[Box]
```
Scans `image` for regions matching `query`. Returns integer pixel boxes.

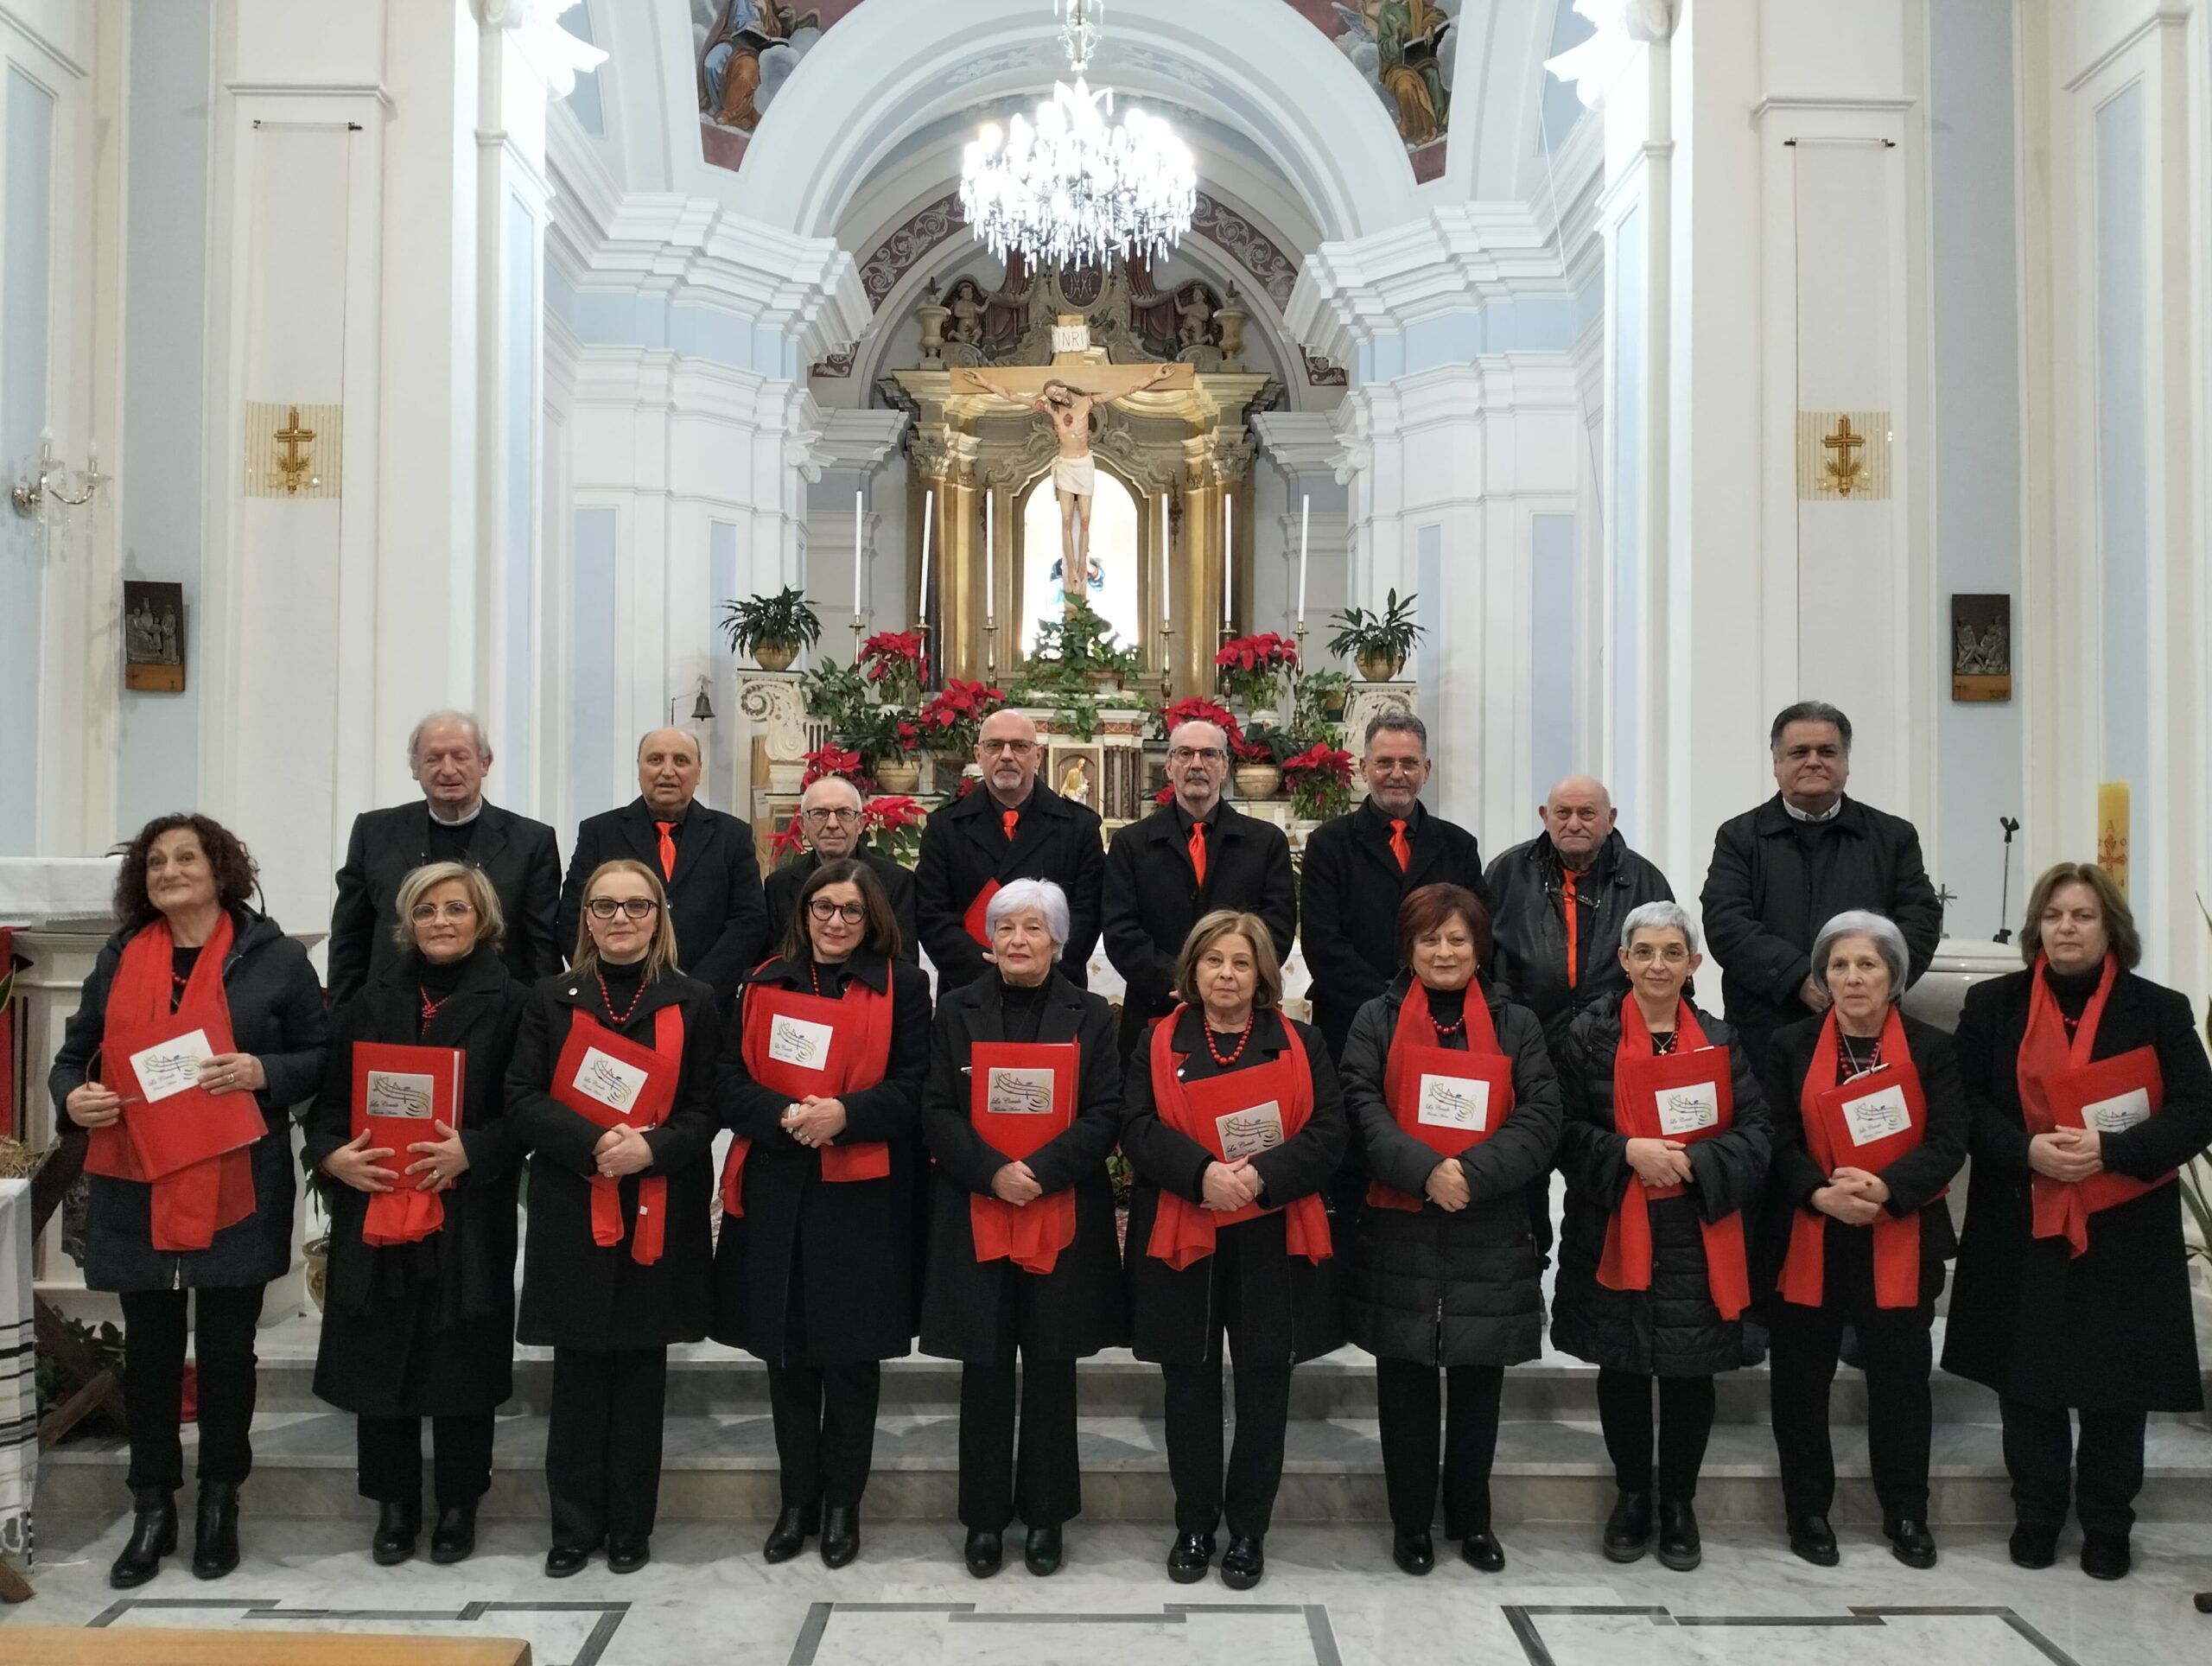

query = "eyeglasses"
[1167,747,1227,765]
[408,900,477,922]
[979,738,1037,755]
[808,899,868,924]
[802,807,862,824]
[585,897,661,921]
[1624,944,1691,965]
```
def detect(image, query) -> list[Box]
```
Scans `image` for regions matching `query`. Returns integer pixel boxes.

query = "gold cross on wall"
[1822,415,1866,497]
[275,405,317,495]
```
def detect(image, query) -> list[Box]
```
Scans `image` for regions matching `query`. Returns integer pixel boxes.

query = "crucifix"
[1821,414,1866,497]
[956,316,1191,601]
[275,405,317,495]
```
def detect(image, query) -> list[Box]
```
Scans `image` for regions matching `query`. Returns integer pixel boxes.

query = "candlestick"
[1159,494,1171,626]
[918,486,934,628]
[852,488,865,619]
[1297,494,1310,626]
[984,494,995,615]
[1222,492,1234,633]
[984,616,998,682]
[1158,619,1175,706]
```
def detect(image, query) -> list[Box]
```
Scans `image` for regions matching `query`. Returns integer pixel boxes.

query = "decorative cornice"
[2062,5,2190,92]
[810,409,910,473]
[1249,411,1345,477]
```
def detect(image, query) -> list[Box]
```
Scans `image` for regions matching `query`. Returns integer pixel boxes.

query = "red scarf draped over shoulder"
[1366,980,1515,1213]
[552,1004,684,1264]
[722,962,896,1217]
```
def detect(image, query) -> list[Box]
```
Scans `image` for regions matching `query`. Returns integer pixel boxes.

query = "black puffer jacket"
[1484,831,1675,1052]
[1339,976,1561,1367]
[1549,999,1771,1377]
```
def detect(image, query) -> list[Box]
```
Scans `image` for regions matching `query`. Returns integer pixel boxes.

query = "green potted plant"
[720,586,823,672]
[1298,667,1352,726]
[1232,721,1293,800]
[1033,595,1147,692]
[1327,588,1423,682]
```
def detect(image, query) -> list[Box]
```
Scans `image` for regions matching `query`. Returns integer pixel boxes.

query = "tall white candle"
[984,495,995,619]
[918,488,935,626]
[1160,494,1171,625]
[1297,494,1311,625]
[853,488,865,617]
[1223,493,1234,631]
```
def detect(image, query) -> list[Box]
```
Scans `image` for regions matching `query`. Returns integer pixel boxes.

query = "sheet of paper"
[986,1067,1057,1116]
[364,1071,435,1120]
[129,1029,216,1103]
[2081,1086,2152,1134]
[768,1013,836,1071]
[1216,1101,1285,1162]
[1657,1081,1720,1137]
[572,1047,650,1114]
[1415,1073,1490,1132]
[1840,1082,1910,1148]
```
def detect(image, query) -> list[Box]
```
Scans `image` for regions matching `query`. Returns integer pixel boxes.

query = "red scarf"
[968,1040,1081,1275]
[551,1003,683,1265]
[1594,998,1750,1319]
[2018,953,2169,1256]
[1367,980,1515,1213]
[89,913,257,1252]
[1144,1008,1331,1270]
[1780,1006,1928,1310]
[724,963,896,1216]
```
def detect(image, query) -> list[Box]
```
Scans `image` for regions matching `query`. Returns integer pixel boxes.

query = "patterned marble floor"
[4,1515,2208,1666]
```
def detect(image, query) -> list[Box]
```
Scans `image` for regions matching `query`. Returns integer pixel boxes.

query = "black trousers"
[119,1284,265,1495]
[1375,1358,1503,1537]
[1999,1397,2149,1537]
[545,1345,667,1548]
[1769,1295,1934,1519]
[1161,1357,1290,1541]
[1595,1368,1716,1501]
[959,1358,1079,1530]
[357,1413,495,1510]
[766,1363,881,1512]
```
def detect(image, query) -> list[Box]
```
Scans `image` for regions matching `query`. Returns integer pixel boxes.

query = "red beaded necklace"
[595,967,648,1027]
[1203,1010,1256,1068]
[419,986,453,1027]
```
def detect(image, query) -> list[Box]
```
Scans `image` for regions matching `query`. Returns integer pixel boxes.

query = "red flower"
[863,794,927,833]
[800,745,873,792]
[1213,632,1300,673]
[918,678,1007,732]
[1154,784,1176,806]
[1233,738,1276,764]
[951,773,979,801]
[766,810,807,862]
[1280,741,1353,781]
[1159,696,1243,748]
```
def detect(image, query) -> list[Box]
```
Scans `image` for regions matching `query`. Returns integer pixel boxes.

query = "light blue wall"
[0,67,54,854]
[1357,273,1602,383]
[570,506,618,831]
[503,191,537,809]
[558,3,604,136]
[1929,0,2025,940]
[117,0,213,837]
[2094,85,2149,886]
[1530,512,1577,812]
[1414,521,1442,778]
[1541,0,1597,155]
[1610,205,1645,830]
[545,265,800,379]
[709,518,737,811]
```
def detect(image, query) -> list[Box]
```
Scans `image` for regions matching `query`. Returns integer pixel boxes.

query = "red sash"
[88,912,259,1252]
[963,878,1002,947]
[2018,953,2169,1256]
[724,965,896,1215]
[1144,1008,1332,1270]
[551,1005,683,1265]
[351,1041,464,1246]
[1367,981,1516,1214]
[968,1040,1080,1275]
[1594,999,1750,1319]
[1780,1007,1929,1310]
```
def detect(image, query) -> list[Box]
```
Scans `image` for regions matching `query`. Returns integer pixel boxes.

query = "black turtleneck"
[2044,959,2103,1021]
[594,955,649,1024]
[996,974,1050,1043]
[416,948,473,998]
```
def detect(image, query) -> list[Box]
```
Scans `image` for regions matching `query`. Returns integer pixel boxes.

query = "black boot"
[819,1504,860,1568]
[372,1498,419,1565]
[1656,1499,1701,1572]
[964,1528,1004,1578]
[1603,1491,1653,1563]
[1022,1523,1063,1577]
[1885,1515,1937,1569]
[1788,1514,1840,1567]
[762,1504,817,1563]
[109,1486,176,1589]
[192,1481,241,1580]
[430,1501,477,1565]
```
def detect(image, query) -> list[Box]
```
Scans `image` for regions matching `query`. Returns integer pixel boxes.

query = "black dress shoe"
[109,1486,176,1589]
[964,1528,1004,1578]
[607,1536,650,1574]
[1460,1530,1505,1572]
[1884,1515,1936,1569]
[1391,1529,1434,1575]
[1166,1529,1215,1583]
[1023,1523,1063,1576]
[1788,1514,1840,1567]
[372,1499,419,1566]
[544,1544,591,1578]
[762,1504,817,1562]
[1656,1499,1700,1572]
[192,1482,240,1580]
[430,1501,477,1565]
[2008,1521,2058,1568]
[2080,1531,2131,1580]
[819,1504,860,1568]
[1603,1491,1653,1563]
[1219,1535,1265,1590]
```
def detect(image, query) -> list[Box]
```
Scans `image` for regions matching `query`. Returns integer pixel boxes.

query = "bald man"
[558,727,766,1003]
[763,774,918,960]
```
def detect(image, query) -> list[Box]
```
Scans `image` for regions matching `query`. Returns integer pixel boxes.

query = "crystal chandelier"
[959,0,1196,267]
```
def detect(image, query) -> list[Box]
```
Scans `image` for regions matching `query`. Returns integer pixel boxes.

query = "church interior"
[1,1,2210,1661]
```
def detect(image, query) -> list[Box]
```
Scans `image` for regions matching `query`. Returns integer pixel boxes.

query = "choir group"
[48,700,2212,1596]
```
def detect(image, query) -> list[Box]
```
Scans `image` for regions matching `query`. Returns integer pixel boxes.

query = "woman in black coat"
[1122,908,1347,1593]
[51,815,328,1588]
[506,858,721,1579]
[1942,862,2212,1580]
[713,858,931,1571]
[920,878,1125,1580]
[1760,910,1967,1573]
[1553,901,1770,1574]
[1341,884,1560,1578]
[302,861,528,1567]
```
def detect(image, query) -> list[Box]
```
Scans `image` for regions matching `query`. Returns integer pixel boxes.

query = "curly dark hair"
[112,813,263,930]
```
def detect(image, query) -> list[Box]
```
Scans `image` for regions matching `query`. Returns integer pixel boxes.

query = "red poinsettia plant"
[800,744,875,792]
[1280,741,1355,821]
[861,793,927,863]
[859,629,929,703]
[1214,632,1300,706]
[1156,695,1244,751]
[914,677,1007,759]
[766,809,809,866]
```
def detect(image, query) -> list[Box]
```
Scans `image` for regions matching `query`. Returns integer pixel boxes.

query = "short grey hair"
[1770,701,1853,754]
[985,878,1070,948]
[799,773,864,810]
[407,709,489,767]
[1363,709,1427,751]
[1619,900,1699,956]
[1808,910,1909,998]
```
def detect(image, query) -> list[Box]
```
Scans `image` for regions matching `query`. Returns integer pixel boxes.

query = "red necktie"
[1562,868,1580,988]
[1188,819,1208,887]
[1389,817,1411,872]
[654,820,677,882]
[1001,808,1020,843]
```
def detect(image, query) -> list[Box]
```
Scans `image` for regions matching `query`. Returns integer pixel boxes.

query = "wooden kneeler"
[0,1630,531,1664]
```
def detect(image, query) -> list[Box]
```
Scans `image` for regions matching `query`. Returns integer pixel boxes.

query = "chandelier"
[959,0,1196,267]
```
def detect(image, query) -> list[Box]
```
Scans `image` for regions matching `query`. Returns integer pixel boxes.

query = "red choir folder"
[968,1041,1078,1160]
[102,1009,264,1180]
[351,1042,465,1245]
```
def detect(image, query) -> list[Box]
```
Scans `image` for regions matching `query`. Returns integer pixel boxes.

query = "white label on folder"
[767,1013,836,1071]
[364,1071,435,1120]
[130,1029,216,1103]
[572,1047,648,1113]
[987,1067,1057,1116]
[2082,1087,2151,1134]
[1657,1082,1720,1137]
[1416,1074,1489,1132]
[1840,1082,1910,1148]
[1216,1101,1285,1162]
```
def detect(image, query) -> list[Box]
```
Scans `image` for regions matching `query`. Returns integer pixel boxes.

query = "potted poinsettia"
[1215,632,1300,711]
[861,793,928,865]
[1232,723,1290,800]
[1280,741,1354,821]
[1157,695,1244,751]
[800,744,874,794]
[915,678,1007,764]
[859,628,929,704]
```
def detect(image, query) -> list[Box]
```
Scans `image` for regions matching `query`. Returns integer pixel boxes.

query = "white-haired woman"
[1758,910,1967,1571]
[918,879,1127,1580]
[1552,901,1771,1572]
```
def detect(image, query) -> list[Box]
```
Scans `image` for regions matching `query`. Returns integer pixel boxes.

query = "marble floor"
[3,1515,2207,1666]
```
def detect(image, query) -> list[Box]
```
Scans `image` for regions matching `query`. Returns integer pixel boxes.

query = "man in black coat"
[914,709,1103,991]
[557,728,766,1007]
[1299,711,1489,1062]
[329,710,563,1009]
[1103,717,1294,1055]
[762,775,918,961]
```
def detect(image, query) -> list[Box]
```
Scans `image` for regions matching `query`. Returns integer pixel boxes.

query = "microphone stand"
[1992,817,2021,944]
